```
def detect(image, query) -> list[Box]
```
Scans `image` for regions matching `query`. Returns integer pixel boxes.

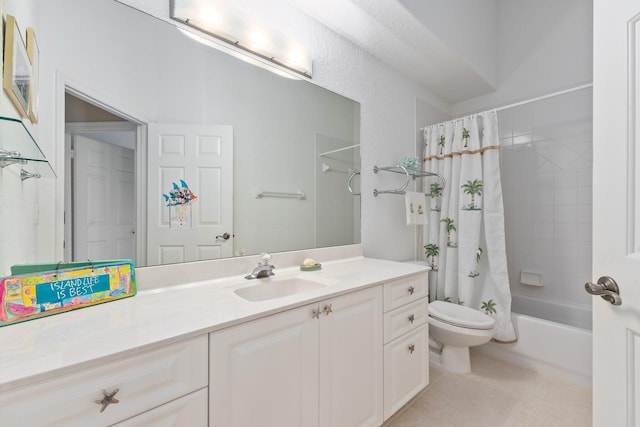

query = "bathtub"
[510,294,592,330]
[474,307,592,388]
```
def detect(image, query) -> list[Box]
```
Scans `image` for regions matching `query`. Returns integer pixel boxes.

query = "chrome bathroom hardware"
[318,143,360,157]
[408,344,415,354]
[323,304,333,315]
[216,232,231,241]
[373,164,446,197]
[255,188,305,200]
[347,171,361,195]
[312,307,322,319]
[20,169,41,181]
[373,165,411,196]
[585,276,622,306]
[245,252,275,279]
[0,148,27,168]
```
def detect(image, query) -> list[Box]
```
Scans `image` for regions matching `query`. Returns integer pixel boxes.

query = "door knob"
[585,276,622,306]
[216,232,231,241]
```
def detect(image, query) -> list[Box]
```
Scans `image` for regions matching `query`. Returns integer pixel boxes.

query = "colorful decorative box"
[0,260,136,327]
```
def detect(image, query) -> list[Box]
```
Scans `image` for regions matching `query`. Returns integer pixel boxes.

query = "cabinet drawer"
[0,335,208,427]
[383,298,427,344]
[383,324,429,420]
[113,388,208,427]
[383,274,427,312]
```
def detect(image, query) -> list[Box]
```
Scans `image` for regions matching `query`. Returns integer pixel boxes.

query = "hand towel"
[405,191,428,225]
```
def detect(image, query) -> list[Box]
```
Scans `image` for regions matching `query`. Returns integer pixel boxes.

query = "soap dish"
[300,264,321,271]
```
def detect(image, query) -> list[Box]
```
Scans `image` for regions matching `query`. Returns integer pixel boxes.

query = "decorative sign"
[0,260,136,327]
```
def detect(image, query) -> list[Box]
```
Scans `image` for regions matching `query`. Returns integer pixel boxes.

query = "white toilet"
[428,300,496,374]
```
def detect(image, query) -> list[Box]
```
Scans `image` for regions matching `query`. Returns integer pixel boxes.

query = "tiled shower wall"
[499,87,593,326]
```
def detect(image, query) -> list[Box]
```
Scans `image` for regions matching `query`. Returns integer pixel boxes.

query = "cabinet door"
[112,388,207,427]
[383,324,429,419]
[319,286,383,427]
[210,304,319,427]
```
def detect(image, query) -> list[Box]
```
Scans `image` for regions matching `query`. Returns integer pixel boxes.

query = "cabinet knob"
[312,307,321,319]
[408,286,415,295]
[95,388,120,413]
[408,314,415,323]
[408,344,415,354]
[323,304,333,315]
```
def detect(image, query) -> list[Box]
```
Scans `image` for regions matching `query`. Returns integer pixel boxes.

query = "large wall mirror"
[42,0,361,267]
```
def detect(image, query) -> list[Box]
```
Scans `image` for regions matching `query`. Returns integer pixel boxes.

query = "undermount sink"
[233,278,327,302]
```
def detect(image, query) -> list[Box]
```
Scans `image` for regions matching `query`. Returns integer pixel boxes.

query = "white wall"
[452,0,593,116]
[444,0,593,321]
[0,0,595,275]
[500,87,593,321]
[0,1,40,275]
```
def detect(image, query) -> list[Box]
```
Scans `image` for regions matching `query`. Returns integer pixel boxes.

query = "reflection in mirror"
[54,0,361,267]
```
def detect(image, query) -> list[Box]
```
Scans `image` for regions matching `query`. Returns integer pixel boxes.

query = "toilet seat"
[429,300,495,330]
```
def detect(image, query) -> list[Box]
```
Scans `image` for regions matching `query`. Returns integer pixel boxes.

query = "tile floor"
[385,351,592,427]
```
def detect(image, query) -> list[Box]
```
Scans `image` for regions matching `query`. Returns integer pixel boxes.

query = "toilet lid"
[429,300,495,330]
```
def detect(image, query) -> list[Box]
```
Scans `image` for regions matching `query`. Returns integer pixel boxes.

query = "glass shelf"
[0,115,55,178]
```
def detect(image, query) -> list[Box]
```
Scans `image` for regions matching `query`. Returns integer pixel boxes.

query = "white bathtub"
[510,294,592,330]
[475,311,592,388]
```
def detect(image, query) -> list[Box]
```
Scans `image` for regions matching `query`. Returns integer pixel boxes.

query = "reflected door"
[147,124,233,265]
[73,135,136,261]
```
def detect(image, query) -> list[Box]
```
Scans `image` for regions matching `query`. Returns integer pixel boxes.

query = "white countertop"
[0,256,427,392]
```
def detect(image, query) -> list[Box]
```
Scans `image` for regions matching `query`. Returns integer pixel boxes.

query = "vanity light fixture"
[170,0,312,79]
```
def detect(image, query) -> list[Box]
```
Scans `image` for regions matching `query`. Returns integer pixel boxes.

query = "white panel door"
[74,135,135,261]
[318,286,383,427]
[593,1,640,425]
[147,124,233,265]
[209,304,319,427]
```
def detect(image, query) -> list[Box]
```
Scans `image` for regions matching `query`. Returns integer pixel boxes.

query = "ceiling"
[287,0,497,104]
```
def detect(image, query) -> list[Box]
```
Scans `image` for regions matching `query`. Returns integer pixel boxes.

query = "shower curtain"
[423,111,516,342]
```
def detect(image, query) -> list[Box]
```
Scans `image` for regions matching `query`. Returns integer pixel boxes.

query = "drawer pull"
[408,286,415,295]
[95,388,120,413]
[323,304,333,315]
[312,307,321,319]
[408,344,415,354]
[408,314,415,323]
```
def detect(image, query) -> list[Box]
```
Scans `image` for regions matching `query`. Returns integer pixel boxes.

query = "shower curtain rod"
[494,83,593,112]
[420,83,593,130]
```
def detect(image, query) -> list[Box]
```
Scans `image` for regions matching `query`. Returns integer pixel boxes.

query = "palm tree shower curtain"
[423,111,516,342]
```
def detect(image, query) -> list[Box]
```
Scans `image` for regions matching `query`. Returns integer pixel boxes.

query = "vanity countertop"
[0,256,427,392]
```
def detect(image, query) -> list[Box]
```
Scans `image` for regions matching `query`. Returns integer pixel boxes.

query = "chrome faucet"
[245,253,275,279]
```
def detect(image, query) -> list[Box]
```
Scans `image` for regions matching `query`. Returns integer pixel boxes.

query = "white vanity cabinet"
[210,285,383,427]
[0,335,208,427]
[382,273,429,420]
[112,389,208,427]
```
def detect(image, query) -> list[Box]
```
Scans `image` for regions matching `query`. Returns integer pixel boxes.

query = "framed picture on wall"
[26,27,39,123]
[3,15,31,118]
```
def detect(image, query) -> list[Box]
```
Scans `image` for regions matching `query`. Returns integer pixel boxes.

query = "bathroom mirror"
[42,0,361,267]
